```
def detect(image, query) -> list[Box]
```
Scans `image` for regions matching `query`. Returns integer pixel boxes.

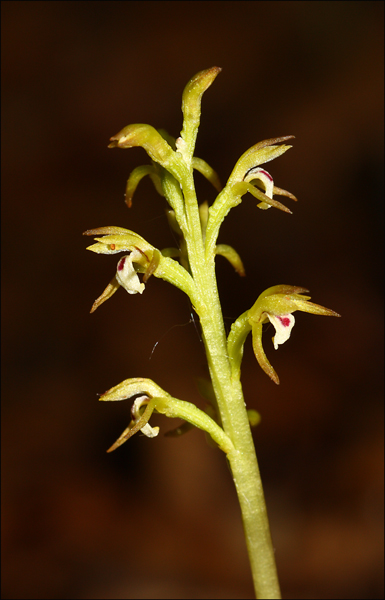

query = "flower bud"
[109,124,184,179]
[181,67,222,128]
[180,67,222,164]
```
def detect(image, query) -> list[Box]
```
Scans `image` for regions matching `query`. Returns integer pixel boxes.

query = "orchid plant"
[84,67,340,599]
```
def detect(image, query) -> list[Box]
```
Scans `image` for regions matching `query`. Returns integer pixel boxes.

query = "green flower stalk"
[84,67,340,599]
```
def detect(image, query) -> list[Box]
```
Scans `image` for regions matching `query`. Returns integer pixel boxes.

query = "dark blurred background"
[2,2,383,598]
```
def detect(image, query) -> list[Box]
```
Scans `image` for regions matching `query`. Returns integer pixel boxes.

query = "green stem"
[181,170,281,599]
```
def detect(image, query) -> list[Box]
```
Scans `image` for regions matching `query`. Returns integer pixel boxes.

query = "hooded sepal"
[83,227,154,255]
[227,136,294,185]
[109,123,186,182]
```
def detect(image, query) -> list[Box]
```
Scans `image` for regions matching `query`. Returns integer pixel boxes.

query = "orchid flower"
[83,226,197,312]
[248,285,341,384]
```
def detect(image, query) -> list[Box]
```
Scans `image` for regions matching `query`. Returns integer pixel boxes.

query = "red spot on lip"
[244,167,273,181]
[278,316,291,327]
[259,168,273,181]
[118,257,126,271]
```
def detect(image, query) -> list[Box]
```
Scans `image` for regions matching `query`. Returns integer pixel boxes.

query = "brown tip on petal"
[207,66,222,75]
[271,203,292,214]
[259,135,295,148]
[83,228,114,236]
[106,442,119,453]
[289,286,310,294]
[273,186,298,201]
[272,135,295,143]
[266,362,280,385]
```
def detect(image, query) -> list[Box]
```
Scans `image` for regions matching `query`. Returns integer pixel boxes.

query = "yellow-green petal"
[251,322,280,385]
[90,276,120,313]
